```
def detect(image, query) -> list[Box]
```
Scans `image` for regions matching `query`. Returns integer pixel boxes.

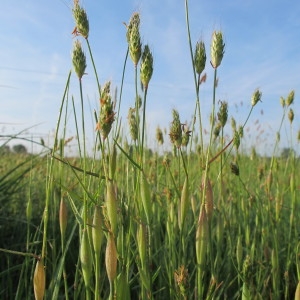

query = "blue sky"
[1,0,300,155]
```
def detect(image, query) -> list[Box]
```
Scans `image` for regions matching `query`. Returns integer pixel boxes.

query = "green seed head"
[210,31,225,69]
[72,40,86,79]
[140,45,154,89]
[72,3,89,38]
[129,23,142,66]
[169,109,182,148]
[97,82,115,139]
[286,90,295,106]
[233,130,240,150]
[80,229,93,287]
[194,40,206,75]
[128,107,138,141]
[288,108,294,123]
[156,126,164,145]
[126,12,140,43]
[217,101,228,127]
[280,96,285,107]
[33,257,45,300]
[251,89,262,107]
[213,122,222,139]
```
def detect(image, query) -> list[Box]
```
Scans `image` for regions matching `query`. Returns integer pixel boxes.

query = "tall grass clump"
[1,0,300,299]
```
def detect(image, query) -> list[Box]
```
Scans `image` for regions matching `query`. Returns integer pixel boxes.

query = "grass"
[1,1,300,299]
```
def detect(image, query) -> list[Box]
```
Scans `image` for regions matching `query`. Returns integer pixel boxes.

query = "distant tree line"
[0,144,27,154]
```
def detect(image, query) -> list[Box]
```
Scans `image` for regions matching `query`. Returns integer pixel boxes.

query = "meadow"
[1,1,300,299]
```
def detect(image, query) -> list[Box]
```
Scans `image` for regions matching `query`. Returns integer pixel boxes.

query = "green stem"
[86,38,101,97]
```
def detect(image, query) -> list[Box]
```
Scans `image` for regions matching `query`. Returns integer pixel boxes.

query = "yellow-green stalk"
[196,204,208,298]
[59,198,68,240]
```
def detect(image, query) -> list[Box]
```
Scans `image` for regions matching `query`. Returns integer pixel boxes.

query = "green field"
[1,2,300,299]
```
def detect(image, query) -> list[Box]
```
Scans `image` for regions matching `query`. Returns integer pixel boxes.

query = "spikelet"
[156,126,164,145]
[169,109,182,148]
[96,81,115,139]
[210,31,225,69]
[33,257,45,300]
[72,3,89,38]
[80,229,93,288]
[288,108,294,124]
[286,90,295,106]
[129,23,142,66]
[251,89,262,107]
[105,232,117,283]
[194,40,206,75]
[72,40,86,79]
[128,107,138,142]
[217,101,228,128]
[140,45,154,90]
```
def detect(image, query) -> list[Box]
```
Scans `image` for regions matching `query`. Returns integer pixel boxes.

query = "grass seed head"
[72,3,89,38]
[80,229,93,288]
[169,109,182,148]
[194,40,206,75]
[174,265,189,298]
[210,31,225,69]
[106,180,118,237]
[92,205,103,256]
[140,45,154,89]
[129,23,142,66]
[288,108,294,124]
[105,233,118,283]
[217,101,228,128]
[251,89,262,107]
[156,126,164,145]
[286,90,295,106]
[72,40,86,79]
[33,257,45,300]
[97,81,115,139]
[128,107,138,141]
[126,12,140,43]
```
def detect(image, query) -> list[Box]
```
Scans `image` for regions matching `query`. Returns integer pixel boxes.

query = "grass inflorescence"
[0,1,299,299]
